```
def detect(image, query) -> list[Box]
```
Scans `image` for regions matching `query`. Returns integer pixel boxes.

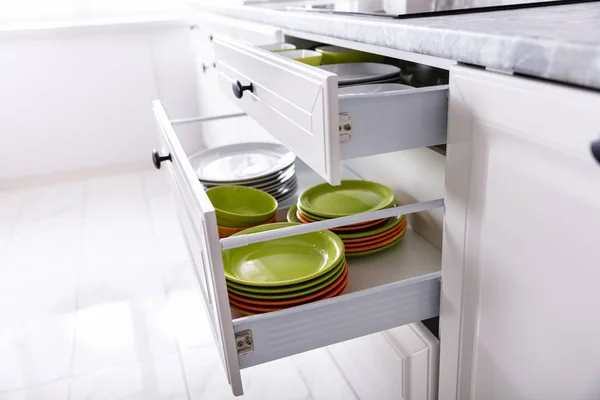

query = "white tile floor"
[0,169,377,400]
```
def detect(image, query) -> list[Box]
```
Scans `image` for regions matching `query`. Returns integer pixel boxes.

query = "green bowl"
[206,186,277,228]
[315,45,385,65]
[278,49,322,66]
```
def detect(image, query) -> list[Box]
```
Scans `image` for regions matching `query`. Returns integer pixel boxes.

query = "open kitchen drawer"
[153,100,443,396]
[213,36,449,185]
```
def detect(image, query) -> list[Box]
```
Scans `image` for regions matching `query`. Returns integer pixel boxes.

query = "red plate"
[296,210,387,232]
[345,224,407,253]
[343,218,407,247]
[230,273,349,314]
[228,266,348,307]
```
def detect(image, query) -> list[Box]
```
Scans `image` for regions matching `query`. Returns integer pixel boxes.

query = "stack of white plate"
[189,143,298,203]
[317,62,401,86]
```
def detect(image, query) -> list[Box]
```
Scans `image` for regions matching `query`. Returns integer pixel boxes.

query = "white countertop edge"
[0,14,187,35]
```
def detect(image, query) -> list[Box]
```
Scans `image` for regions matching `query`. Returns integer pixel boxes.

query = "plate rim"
[190,142,295,183]
[298,180,396,218]
[223,222,345,286]
[227,259,347,296]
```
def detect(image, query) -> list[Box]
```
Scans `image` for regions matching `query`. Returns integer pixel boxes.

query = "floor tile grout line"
[324,347,361,400]
[290,357,317,400]
[66,180,88,400]
[134,173,168,398]
[176,349,192,400]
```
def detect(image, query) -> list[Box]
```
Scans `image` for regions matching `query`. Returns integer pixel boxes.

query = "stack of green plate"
[289,180,407,256]
[222,222,348,315]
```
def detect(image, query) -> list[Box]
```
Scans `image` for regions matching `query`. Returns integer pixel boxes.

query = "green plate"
[286,204,301,223]
[287,204,405,239]
[299,180,395,218]
[222,222,345,286]
[296,205,327,221]
[345,235,405,257]
[227,256,345,294]
[227,260,346,299]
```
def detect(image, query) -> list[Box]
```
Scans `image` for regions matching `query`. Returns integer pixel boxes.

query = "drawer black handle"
[152,149,172,170]
[202,62,216,73]
[592,138,600,165]
[232,80,253,99]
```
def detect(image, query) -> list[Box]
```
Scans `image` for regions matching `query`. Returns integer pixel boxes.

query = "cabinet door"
[440,66,600,400]
[152,101,243,395]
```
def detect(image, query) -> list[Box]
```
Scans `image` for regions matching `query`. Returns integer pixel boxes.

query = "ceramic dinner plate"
[345,235,405,257]
[338,83,412,95]
[200,165,295,188]
[296,209,387,231]
[222,222,345,286]
[227,259,346,298]
[189,142,295,183]
[287,204,406,240]
[345,223,407,252]
[230,276,349,315]
[317,63,401,86]
[299,180,395,218]
[269,181,298,202]
[265,176,297,194]
[343,218,406,245]
[228,267,348,307]
[338,76,401,87]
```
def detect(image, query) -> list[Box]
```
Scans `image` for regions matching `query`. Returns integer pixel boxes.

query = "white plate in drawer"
[190,142,295,182]
[213,37,448,186]
[317,62,401,85]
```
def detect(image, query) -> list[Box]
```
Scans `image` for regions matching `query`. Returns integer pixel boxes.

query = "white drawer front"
[214,37,342,185]
[151,99,444,397]
[152,100,244,396]
[192,13,283,46]
[213,38,450,186]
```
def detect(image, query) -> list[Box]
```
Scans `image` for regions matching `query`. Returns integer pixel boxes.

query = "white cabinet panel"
[440,65,600,400]
[214,36,341,184]
[190,19,278,149]
[152,101,243,396]
[213,37,448,185]
[329,322,439,400]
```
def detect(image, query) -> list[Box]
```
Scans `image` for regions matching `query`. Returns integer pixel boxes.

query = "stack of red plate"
[288,180,407,256]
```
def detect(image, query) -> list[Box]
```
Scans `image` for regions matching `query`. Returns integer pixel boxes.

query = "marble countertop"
[194,2,600,90]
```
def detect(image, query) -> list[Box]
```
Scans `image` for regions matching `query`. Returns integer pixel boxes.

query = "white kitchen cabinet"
[213,37,448,185]
[153,99,444,397]
[439,65,600,400]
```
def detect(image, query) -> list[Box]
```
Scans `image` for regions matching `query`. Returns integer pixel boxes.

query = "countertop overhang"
[192,1,600,90]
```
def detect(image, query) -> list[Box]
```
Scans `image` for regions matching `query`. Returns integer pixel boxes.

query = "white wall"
[0,21,200,183]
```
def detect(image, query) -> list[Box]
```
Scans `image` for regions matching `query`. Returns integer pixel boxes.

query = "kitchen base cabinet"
[153,100,444,397]
[168,12,600,397]
[440,65,600,400]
